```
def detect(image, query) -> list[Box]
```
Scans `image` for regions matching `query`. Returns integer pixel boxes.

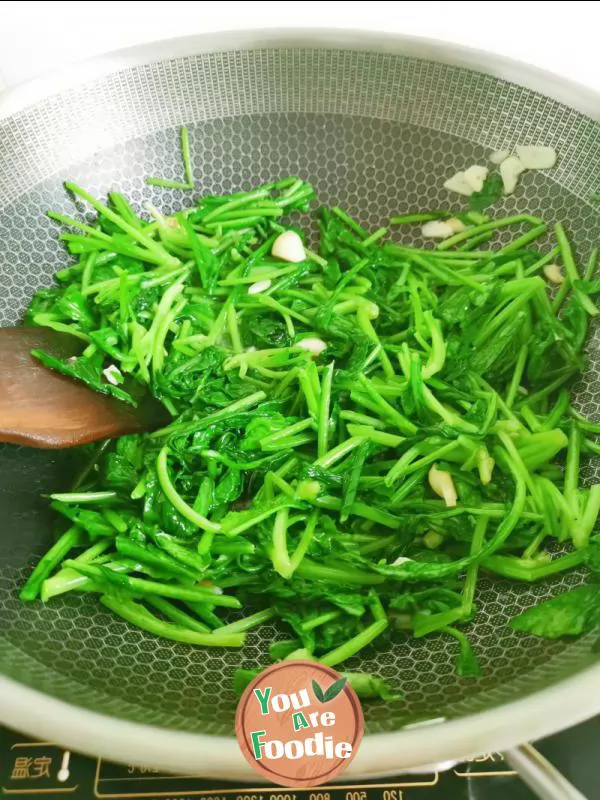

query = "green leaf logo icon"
[312,676,347,703]
[323,677,347,702]
[312,679,326,703]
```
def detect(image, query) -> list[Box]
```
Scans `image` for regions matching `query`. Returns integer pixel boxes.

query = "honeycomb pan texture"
[0,47,599,736]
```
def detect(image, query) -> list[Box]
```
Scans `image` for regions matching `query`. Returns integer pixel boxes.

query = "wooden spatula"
[0,328,168,448]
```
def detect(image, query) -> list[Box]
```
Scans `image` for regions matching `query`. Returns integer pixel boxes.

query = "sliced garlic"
[515,145,557,170]
[392,556,412,566]
[248,279,272,295]
[296,337,327,355]
[477,448,495,486]
[271,230,306,263]
[463,165,489,193]
[428,464,458,507]
[446,217,467,234]
[543,264,564,285]
[500,155,526,195]
[144,202,165,223]
[443,171,474,196]
[489,149,511,165]
[421,220,455,239]
[102,365,123,386]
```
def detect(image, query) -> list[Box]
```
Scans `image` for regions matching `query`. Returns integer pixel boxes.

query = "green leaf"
[511,585,600,638]
[340,441,370,521]
[214,469,243,505]
[323,676,347,702]
[456,636,481,677]
[573,279,600,297]
[269,639,303,661]
[585,536,600,573]
[31,349,136,406]
[56,284,96,328]
[180,216,220,293]
[234,668,261,695]
[468,173,504,212]
[312,679,326,703]
[342,672,402,701]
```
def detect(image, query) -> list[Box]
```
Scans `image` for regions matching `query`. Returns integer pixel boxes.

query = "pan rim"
[1,27,599,775]
[1,27,600,121]
[1,660,599,777]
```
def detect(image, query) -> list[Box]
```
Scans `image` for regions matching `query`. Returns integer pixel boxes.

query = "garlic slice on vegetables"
[271,230,306,263]
[421,220,455,239]
[446,217,466,233]
[515,145,557,170]
[102,365,123,386]
[489,149,511,165]
[477,449,495,486]
[544,264,564,285]
[443,171,474,196]
[296,337,327,355]
[428,464,458,507]
[463,165,488,193]
[248,279,272,295]
[500,155,526,195]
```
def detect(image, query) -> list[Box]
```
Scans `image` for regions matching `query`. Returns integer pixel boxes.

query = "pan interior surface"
[0,43,599,738]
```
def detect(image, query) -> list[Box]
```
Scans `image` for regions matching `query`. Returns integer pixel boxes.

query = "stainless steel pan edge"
[0,662,599,778]
[1,29,600,121]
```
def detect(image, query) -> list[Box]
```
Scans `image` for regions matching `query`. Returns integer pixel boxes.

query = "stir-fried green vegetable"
[19,136,600,700]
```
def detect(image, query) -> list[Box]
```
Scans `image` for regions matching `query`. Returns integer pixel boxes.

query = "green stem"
[65,182,178,266]
[20,527,83,602]
[564,422,581,527]
[436,215,543,251]
[301,610,341,631]
[555,223,599,316]
[461,516,489,616]
[64,560,240,607]
[156,447,221,532]
[295,559,384,586]
[217,608,275,634]
[317,362,334,458]
[100,595,243,646]
[313,436,365,469]
[574,484,600,549]
[320,619,388,667]
[357,375,416,434]
[482,551,585,581]
[146,596,211,633]
[505,345,528,408]
[49,491,117,504]
[289,511,319,573]
[271,507,293,578]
